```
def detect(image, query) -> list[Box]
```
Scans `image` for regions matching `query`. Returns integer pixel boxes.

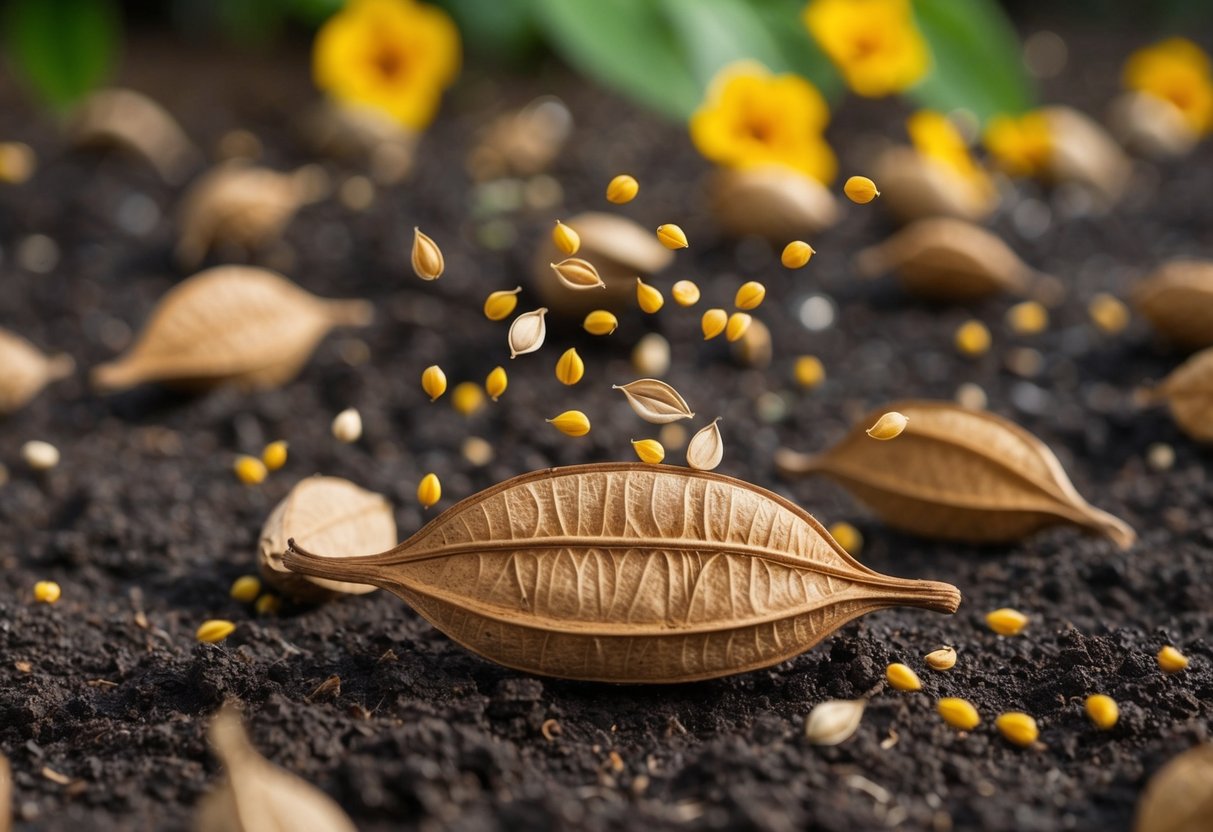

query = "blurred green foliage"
[3,0,121,109]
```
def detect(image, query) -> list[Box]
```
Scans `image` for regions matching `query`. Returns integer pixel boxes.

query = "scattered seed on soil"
[925,647,957,671]
[331,408,362,443]
[195,620,236,643]
[938,698,981,731]
[1157,645,1189,673]
[804,700,865,746]
[987,608,1029,636]
[261,440,288,471]
[22,440,59,470]
[1085,695,1119,730]
[229,576,261,603]
[886,662,922,691]
[33,580,61,604]
[995,712,1039,747]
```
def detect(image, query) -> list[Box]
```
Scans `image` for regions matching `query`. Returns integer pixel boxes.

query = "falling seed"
[659,423,687,450]
[924,647,957,671]
[686,419,724,470]
[33,580,61,604]
[995,712,1039,747]
[955,382,988,410]
[804,699,865,746]
[508,308,548,358]
[1157,645,1189,674]
[421,365,447,401]
[631,439,665,464]
[462,436,494,466]
[552,220,580,255]
[1085,694,1119,730]
[550,257,605,290]
[606,174,639,204]
[331,408,362,443]
[937,698,980,731]
[583,310,618,335]
[547,410,591,437]
[636,277,664,313]
[844,175,880,204]
[254,594,281,616]
[234,455,268,485]
[782,241,815,269]
[886,662,922,691]
[986,607,1028,636]
[1089,292,1129,334]
[230,575,262,603]
[613,378,694,423]
[955,319,992,357]
[261,440,288,471]
[734,281,766,310]
[794,356,826,389]
[1006,300,1049,334]
[866,411,908,440]
[725,312,752,342]
[21,440,59,470]
[632,333,671,376]
[484,286,522,321]
[656,224,689,250]
[196,619,236,643]
[702,308,728,340]
[485,366,508,401]
[452,382,486,416]
[417,473,442,509]
[411,227,444,280]
[555,348,585,385]
[671,280,701,306]
[829,521,862,555]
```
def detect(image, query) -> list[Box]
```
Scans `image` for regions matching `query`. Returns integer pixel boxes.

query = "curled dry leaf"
[91,266,372,393]
[1134,743,1213,832]
[283,463,961,683]
[411,228,444,280]
[195,706,357,832]
[0,328,74,414]
[508,308,548,358]
[1133,260,1213,350]
[709,166,840,242]
[686,419,724,471]
[1042,106,1132,205]
[1141,346,1213,442]
[550,257,605,290]
[804,699,866,746]
[776,400,1135,549]
[467,95,572,179]
[70,88,200,184]
[1109,91,1199,160]
[873,146,997,224]
[613,379,694,424]
[259,476,394,602]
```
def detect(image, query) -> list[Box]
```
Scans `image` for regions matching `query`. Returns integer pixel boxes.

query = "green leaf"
[2,0,120,108]
[909,0,1035,122]
[659,0,787,85]
[443,0,542,63]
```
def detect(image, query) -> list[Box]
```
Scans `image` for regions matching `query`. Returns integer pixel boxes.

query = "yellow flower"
[803,0,931,97]
[313,0,460,131]
[690,61,837,184]
[907,110,994,197]
[984,111,1052,177]
[1124,38,1213,135]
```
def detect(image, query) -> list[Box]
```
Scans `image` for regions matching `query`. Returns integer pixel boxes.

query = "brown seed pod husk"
[804,699,866,746]
[1134,743,1213,832]
[0,328,74,414]
[776,400,1135,549]
[195,705,357,832]
[613,378,694,424]
[282,463,961,684]
[1133,260,1213,350]
[467,95,572,180]
[708,166,840,242]
[686,419,725,471]
[854,217,1041,302]
[873,146,998,224]
[1109,91,1199,160]
[70,88,201,184]
[1142,346,1213,442]
[91,266,372,393]
[259,476,395,602]
[1043,105,1132,205]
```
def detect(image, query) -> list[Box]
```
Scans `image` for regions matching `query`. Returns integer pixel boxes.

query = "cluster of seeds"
[233,439,290,485]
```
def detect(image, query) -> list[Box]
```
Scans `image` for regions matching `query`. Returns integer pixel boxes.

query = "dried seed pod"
[195,706,357,832]
[1147,348,1213,441]
[1109,91,1199,159]
[1134,743,1213,832]
[508,308,548,358]
[411,228,444,280]
[873,146,998,223]
[282,463,961,683]
[776,400,1135,548]
[70,88,200,184]
[686,419,724,471]
[0,328,73,414]
[613,379,694,424]
[854,218,1041,301]
[1133,260,1213,349]
[259,476,394,603]
[710,167,840,242]
[1042,105,1132,205]
[92,267,371,393]
[804,699,865,746]
[484,287,522,321]
[995,712,1038,747]
[550,257,605,291]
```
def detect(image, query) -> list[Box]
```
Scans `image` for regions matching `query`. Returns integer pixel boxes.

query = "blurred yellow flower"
[1123,38,1213,135]
[690,61,837,184]
[984,111,1052,177]
[803,0,931,97]
[908,110,994,196]
[313,0,460,131]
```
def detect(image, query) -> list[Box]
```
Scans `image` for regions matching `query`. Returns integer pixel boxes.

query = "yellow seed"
[734,281,766,311]
[421,365,447,401]
[1006,300,1049,335]
[254,594,280,616]
[606,174,639,204]
[886,662,922,692]
[986,607,1028,636]
[261,440,288,471]
[671,280,700,306]
[234,455,267,485]
[631,439,665,464]
[552,220,580,255]
[583,309,619,335]
[1089,292,1129,334]
[656,223,688,250]
[229,575,262,603]
[547,410,591,437]
[995,712,1039,747]
[794,355,826,389]
[196,620,236,643]
[702,308,728,340]
[484,286,522,321]
[0,142,36,184]
[331,408,362,443]
[829,521,862,555]
[1157,645,1189,674]
[844,175,880,204]
[866,411,908,440]
[485,366,508,401]
[1084,694,1119,730]
[937,698,981,731]
[452,382,486,416]
[636,277,664,313]
[725,312,752,342]
[955,319,991,357]
[781,240,815,269]
[33,580,61,604]
[555,348,585,386]
[417,473,442,508]
[924,647,957,671]
[411,227,444,280]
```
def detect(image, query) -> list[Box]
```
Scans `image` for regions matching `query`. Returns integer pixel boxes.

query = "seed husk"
[1143,346,1213,441]
[508,308,548,358]
[551,257,606,291]
[0,328,74,415]
[782,241,815,269]
[804,699,866,746]
[672,280,701,306]
[484,286,522,321]
[844,175,880,204]
[866,411,908,440]
[411,227,445,280]
[613,379,694,424]
[331,408,362,443]
[1084,694,1119,730]
[924,646,957,671]
[555,348,584,386]
[583,310,619,335]
[995,712,1039,747]
[606,174,639,204]
[702,309,728,340]
[552,220,580,255]
[417,473,441,509]
[547,410,591,437]
[1133,259,1213,349]
[1133,743,1213,832]
[636,278,664,313]
[710,167,840,241]
[486,366,508,401]
[734,281,766,311]
[70,87,200,184]
[986,607,1029,636]
[1157,645,1189,674]
[937,698,980,731]
[886,662,922,691]
[631,439,665,464]
[656,224,689,250]
[725,312,752,342]
[422,365,447,401]
[686,419,724,471]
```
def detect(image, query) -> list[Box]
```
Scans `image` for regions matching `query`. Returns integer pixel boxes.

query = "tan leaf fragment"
[1133,260,1213,350]
[0,328,74,414]
[282,463,961,684]
[1134,743,1213,832]
[1143,346,1213,441]
[776,400,1135,549]
[873,146,997,224]
[550,257,605,290]
[804,699,866,746]
[709,166,840,242]
[259,476,395,602]
[613,379,694,424]
[686,419,724,471]
[91,266,372,393]
[508,308,548,358]
[70,88,201,184]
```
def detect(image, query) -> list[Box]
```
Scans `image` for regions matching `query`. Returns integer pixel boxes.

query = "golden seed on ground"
[606,174,639,204]
[421,365,447,401]
[1084,694,1119,730]
[1089,293,1129,334]
[995,712,1038,747]
[734,281,766,310]
[955,319,992,357]
[33,580,61,604]
[866,411,908,440]
[254,594,280,616]
[552,220,580,255]
[631,439,665,464]
[1006,300,1049,335]
[452,382,486,416]
[547,410,591,437]
[781,240,815,269]
[22,440,59,471]
[196,619,236,643]
[937,698,980,731]
[229,575,262,603]
[583,309,618,335]
[1157,645,1189,673]
[417,473,441,508]
[261,440,288,471]
[671,280,700,306]
[924,647,957,671]
[636,277,664,313]
[794,355,825,389]
[844,175,880,204]
[701,308,728,340]
[485,366,508,401]
[411,227,444,280]
[886,662,922,691]
[331,408,362,443]
[725,312,752,342]
[829,521,862,555]
[484,286,522,321]
[986,607,1028,636]
[234,455,267,485]
[555,348,584,386]
[656,223,688,250]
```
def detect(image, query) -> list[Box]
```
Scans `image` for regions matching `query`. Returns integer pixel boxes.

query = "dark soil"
[2,28,1212,832]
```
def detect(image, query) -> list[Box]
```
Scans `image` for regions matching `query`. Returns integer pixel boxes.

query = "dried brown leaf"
[70,88,200,184]
[709,166,840,242]
[1145,346,1213,441]
[686,419,724,471]
[776,400,1134,549]
[873,146,997,224]
[282,463,961,684]
[508,308,548,358]
[1134,743,1213,832]
[0,328,73,414]
[1134,260,1213,350]
[613,379,694,424]
[804,699,865,746]
[91,266,372,393]
[259,476,395,602]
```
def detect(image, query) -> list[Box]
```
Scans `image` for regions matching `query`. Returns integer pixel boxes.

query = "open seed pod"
[91,266,372,393]
[1133,260,1213,350]
[298,101,417,184]
[873,146,998,224]
[195,705,357,832]
[176,162,329,267]
[708,166,839,242]
[69,88,201,184]
[282,463,960,684]
[0,328,73,414]
[531,212,673,316]
[854,217,1040,301]
[259,476,394,602]
[1042,105,1132,205]
[1140,346,1213,442]
[467,96,573,180]
[1109,91,1199,159]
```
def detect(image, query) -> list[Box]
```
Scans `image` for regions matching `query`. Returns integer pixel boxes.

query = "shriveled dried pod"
[70,88,200,184]
[259,476,395,602]
[467,95,572,180]
[1134,743,1213,832]
[1133,260,1213,349]
[91,266,372,393]
[283,464,961,684]
[508,308,548,358]
[1141,346,1213,442]
[854,218,1042,302]
[299,101,417,183]
[532,212,673,316]
[708,166,840,242]
[613,378,694,423]
[873,146,998,224]
[0,328,73,414]
[1109,91,1199,160]
[776,400,1135,549]
[1042,106,1132,205]
[195,706,357,832]
[176,162,328,267]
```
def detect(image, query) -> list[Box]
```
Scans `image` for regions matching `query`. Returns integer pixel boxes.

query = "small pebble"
[1146,442,1174,472]
[22,440,59,470]
[332,408,363,443]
